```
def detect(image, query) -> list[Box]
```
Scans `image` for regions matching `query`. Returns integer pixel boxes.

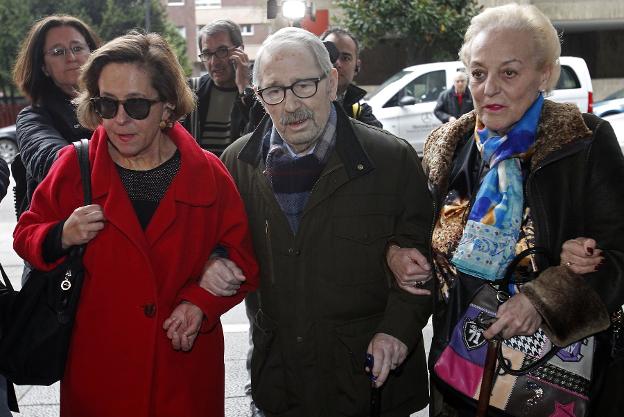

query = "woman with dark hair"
[13,14,100,210]
[14,32,258,417]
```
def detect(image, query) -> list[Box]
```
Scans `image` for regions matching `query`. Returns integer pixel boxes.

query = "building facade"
[166,0,624,98]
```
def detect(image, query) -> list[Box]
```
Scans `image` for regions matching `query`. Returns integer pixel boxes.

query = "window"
[240,24,254,36]
[384,70,446,108]
[555,65,581,90]
[168,0,184,5]
[177,26,186,39]
[196,0,220,7]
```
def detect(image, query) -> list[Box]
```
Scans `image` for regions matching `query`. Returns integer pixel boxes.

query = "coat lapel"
[145,123,217,246]
[90,123,216,252]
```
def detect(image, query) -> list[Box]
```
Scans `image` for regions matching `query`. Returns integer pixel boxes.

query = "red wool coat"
[13,123,258,417]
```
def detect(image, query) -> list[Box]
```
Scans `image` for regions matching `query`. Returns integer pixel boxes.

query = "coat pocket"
[330,215,394,285]
[331,314,383,415]
[250,310,289,413]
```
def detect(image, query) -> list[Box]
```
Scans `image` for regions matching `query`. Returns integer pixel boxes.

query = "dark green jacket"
[221,106,433,417]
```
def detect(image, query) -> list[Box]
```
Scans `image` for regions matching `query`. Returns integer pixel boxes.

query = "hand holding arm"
[61,204,105,249]
[199,257,246,296]
[386,245,432,295]
[560,237,603,275]
[163,301,204,352]
[365,333,408,388]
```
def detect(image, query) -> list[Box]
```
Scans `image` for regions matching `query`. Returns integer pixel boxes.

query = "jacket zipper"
[265,219,275,285]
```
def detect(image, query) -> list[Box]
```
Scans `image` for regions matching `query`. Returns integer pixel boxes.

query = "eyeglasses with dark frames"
[91,97,161,120]
[198,46,235,62]
[256,73,328,105]
[45,43,90,58]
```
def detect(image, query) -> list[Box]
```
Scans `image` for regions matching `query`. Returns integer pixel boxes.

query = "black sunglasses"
[91,96,160,120]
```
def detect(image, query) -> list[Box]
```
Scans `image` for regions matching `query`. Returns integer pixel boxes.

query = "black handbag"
[0,138,91,386]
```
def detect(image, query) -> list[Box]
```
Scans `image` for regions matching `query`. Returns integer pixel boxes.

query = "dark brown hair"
[12,15,100,104]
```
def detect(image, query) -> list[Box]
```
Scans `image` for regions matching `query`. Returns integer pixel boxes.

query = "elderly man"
[218,27,433,417]
[320,28,382,128]
[434,71,474,123]
[183,19,263,155]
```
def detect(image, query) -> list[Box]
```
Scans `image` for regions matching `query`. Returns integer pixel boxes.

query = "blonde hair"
[75,31,195,130]
[458,3,561,92]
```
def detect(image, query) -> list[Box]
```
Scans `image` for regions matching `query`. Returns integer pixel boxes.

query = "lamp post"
[282,0,306,21]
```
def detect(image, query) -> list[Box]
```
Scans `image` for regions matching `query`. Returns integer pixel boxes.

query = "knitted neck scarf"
[264,105,337,233]
[451,94,544,281]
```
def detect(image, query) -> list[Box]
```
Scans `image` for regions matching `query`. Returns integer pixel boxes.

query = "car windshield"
[366,70,412,100]
[603,88,624,101]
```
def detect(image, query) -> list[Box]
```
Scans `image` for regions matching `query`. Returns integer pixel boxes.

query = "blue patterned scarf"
[451,94,544,281]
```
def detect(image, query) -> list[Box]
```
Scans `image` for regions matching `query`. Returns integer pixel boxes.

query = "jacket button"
[356,163,364,171]
[143,304,156,317]
[296,336,304,343]
[288,247,300,255]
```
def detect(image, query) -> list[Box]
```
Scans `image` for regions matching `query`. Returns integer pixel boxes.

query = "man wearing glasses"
[218,27,433,417]
[183,19,263,155]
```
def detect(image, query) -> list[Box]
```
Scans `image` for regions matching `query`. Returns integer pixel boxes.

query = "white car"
[366,57,593,154]
[603,113,624,153]
[593,88,624,117]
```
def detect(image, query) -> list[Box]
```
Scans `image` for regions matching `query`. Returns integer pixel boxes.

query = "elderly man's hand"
[163,301,204,352]
[482,293,542,340]
[199,257,246,296]
[365,333,408,388]
[386,245,432,295]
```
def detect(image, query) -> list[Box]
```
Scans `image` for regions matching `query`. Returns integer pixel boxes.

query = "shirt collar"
[265,103,337,163]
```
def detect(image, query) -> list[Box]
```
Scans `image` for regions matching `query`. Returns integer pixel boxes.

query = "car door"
[385,69,446,154]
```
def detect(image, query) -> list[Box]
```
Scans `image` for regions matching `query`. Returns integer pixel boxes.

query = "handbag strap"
[71,139,91,257]
[73,138,92,205]
[0,263,13,292]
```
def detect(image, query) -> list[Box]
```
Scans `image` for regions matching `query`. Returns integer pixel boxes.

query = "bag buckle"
[60,270,72,291]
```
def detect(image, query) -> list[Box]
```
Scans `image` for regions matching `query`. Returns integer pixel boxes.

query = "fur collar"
[423,100,592,193]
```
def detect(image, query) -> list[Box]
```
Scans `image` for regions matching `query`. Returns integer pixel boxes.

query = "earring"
[159,120,173,130]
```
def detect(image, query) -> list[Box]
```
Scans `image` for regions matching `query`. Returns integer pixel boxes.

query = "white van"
[366,56,593,154]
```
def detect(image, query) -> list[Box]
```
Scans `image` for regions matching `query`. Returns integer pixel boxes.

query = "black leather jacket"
[16,84,92,203]
[339,83,383,128]
[433,86,474,123]
[423,101,624,415]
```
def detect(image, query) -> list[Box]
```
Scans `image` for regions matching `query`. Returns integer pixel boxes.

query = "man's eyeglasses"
[256,74,327,105]
[45,44,90,58]
[198,46,234,62]
[91,97,160,120]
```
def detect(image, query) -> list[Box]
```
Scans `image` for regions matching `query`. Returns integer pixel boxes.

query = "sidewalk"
[11,320,253,416]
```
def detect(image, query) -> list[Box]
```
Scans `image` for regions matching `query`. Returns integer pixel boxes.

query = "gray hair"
[198,19,243,50]
[458,3,561,92]
[453,71,468,82]
[253,27,332,87]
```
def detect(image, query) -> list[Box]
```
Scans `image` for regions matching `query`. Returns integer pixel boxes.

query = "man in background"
[183,19,263,155]
[433,71,473,123]
[320,28,382,128]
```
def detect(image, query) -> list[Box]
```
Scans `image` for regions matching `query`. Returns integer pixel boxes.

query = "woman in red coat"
[13,32,258,417]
